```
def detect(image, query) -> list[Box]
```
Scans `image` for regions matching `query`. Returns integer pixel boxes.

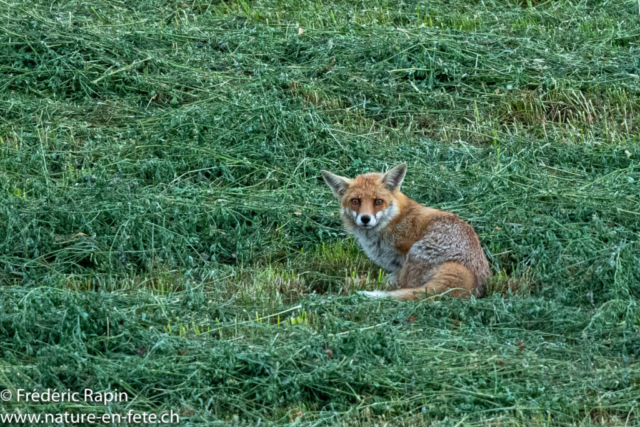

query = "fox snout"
[353,212,377,228]
[342,207,378,228]
[359,214,372,226]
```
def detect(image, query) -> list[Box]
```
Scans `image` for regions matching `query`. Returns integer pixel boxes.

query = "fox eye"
[374,199,383,205]
[351,198,360,206]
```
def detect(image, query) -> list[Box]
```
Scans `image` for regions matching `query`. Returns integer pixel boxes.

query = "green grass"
[1,0,639,425]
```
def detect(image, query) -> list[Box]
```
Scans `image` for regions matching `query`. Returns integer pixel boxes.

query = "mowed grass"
[1,0,640,425]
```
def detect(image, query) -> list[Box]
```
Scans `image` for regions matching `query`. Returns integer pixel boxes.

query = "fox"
[321,163,490,301]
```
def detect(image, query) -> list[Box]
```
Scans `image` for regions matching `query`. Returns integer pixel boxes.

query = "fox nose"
[360,215,371,224]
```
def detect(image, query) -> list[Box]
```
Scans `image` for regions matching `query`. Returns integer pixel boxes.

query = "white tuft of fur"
[341,207,358,221]
[358,290,390,298]
[375,201,399,229]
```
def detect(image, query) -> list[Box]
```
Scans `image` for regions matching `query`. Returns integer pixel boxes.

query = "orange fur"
[376,262,476,301]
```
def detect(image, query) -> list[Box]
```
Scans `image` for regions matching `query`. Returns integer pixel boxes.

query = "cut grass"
[1,0,639,425]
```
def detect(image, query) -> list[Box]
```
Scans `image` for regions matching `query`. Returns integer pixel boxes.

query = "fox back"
[321,163,490,300]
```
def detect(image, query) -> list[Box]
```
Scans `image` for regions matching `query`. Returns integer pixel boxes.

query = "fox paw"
[357,290,389,298]
[386,272,400,289]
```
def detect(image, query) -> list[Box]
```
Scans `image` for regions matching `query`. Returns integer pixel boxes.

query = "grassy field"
[1,0,640,425]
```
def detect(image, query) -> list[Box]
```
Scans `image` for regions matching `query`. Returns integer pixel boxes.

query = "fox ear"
[382,163,407,192]
[321,170,351,198]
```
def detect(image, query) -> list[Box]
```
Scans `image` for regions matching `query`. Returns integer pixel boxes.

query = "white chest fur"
[353,229,404,273]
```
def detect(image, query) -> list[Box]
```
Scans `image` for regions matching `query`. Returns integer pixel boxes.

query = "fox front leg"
[386,271,400,289]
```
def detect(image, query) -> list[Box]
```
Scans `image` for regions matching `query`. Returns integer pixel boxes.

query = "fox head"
[321,163,407,229]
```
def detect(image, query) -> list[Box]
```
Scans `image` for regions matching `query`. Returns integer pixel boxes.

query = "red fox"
[321,163,490,301]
